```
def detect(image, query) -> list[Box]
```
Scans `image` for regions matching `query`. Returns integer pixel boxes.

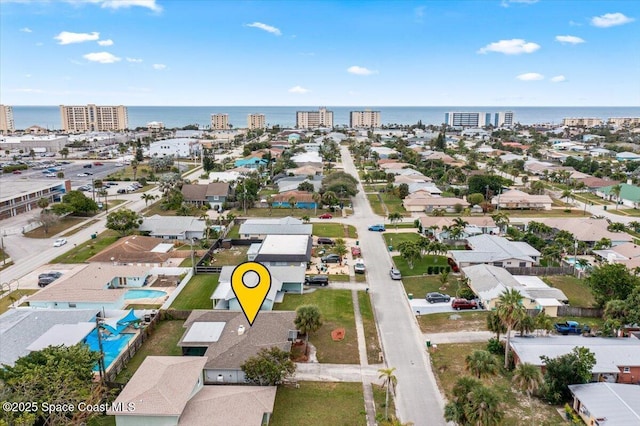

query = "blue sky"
[1,0,638,106]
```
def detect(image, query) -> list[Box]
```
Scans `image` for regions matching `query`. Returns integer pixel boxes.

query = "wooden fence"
[557,306,603,318]
[505,266,574,276]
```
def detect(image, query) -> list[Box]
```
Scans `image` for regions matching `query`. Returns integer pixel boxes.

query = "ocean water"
[10,105,640,130]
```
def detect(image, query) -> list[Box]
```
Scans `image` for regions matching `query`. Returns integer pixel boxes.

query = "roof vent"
[238,325,245,335]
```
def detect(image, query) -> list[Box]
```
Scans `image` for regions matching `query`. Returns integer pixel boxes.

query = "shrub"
[458,287,476,300]
[427,266,433,275]
[454,203,463,213]
[137,177,147,186]
[124,177,131,181]
[486,338,503,355]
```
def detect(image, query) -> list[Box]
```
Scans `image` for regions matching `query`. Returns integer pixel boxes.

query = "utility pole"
[95,317,106,382]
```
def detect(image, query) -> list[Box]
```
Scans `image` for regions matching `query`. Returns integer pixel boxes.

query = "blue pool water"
[564,258,590,271]
[124,289,167,300]
[85,330,135,370]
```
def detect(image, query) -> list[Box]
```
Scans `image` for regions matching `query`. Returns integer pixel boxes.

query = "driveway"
[410,299,454,315]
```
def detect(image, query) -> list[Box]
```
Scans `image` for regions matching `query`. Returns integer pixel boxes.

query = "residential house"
[238,217,312,239]
[28,264,152,310]
[110,356,275,426]
[253,234,312,266]
[449,235,540,269]
[181,182,230,210]
[370,146,397,159]
[402,192,469,213]
[275,175,322,193]
[462,264,567,316]
[574,176,619,190]
[139,215,209,240]
[286,165,323,177]
[510,335,640,384]
[616,151,640,162]
[212,263,305,310]
[536,217,633,247]
[421,151,457,165]
[234,156,268,169]
[569,383,640,426]
[598,183,640,209]
[87,235,173,266]
[290,152,323,168]
[419,217,499,241]
[272,190,317,209]
[178,310,296,387]
[393,174,432,185]
[405,183,442,196]
[379,162,412,172]
[149,138,200,158]
[592,242,640,270]
[491,189,552,210]
[589,147,613,158]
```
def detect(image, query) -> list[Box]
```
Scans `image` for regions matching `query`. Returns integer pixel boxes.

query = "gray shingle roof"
[239,217,312,236]
[451,235,539,264]
[568,383,640,425]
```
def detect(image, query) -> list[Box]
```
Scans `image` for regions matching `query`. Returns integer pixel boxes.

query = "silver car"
[389,268,402,280]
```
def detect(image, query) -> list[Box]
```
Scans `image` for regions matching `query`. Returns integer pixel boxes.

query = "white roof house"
[449,235,540,268]
[569,383,640,426]
[139,215,207,240]
[238,216,312,238]
[149,138,200,158]
[492,189,553,210]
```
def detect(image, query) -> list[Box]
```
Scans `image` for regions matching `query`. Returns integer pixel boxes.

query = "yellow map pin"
[231,261,272,326]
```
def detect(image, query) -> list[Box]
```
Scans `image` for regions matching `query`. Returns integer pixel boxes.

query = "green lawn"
[170,274,219,310]
[226,224,240,239]
[179,257,193,267]
[498,208,584,217]
[61,219,100,237]
[380,193,410,216]
[418,311,489,334]
[331,274,351,282]
[367,194,386,216]
[358,291,381,365]
[0,289,38,314]
[402,275,457,300]
[243,207,317,218]
[372,384,396,423]
[609,208,640,217]
[313,223,358,239]
[50,230,120,264]
[271,382,366,426]
[24,217,86,239]
[209,246,248,266]
[543,275,596,308]
[392,255,450,277]
[383,232,422,248]
[115,320,185,383]
[275,289,358,364]
[431,343,565,426]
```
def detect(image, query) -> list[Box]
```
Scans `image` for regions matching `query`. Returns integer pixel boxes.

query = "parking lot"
[0,159,124,189]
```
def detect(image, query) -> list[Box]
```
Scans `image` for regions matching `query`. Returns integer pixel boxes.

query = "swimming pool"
[85,330,135,370]
[124,289,167,300]
[564,258,591,271]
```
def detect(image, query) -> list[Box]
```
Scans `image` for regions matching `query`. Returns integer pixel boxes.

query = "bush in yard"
[427,266,433,275]
[458,287,476,300]
[241,347,296,386]
[486,338,504,355]
[137,177,147,186]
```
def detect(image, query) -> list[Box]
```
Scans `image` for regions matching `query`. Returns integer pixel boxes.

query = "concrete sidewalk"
[294,363,382,383]
[426,331,494,344]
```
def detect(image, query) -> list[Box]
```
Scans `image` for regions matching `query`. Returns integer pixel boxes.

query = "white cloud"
[14,88,44,94]
[501,0,539,7]
[96,0,162,12]
[126,57,143,63]
[414,6,426,23]
[591,12,635,28]
[54,31,100,45]
[288,86,310,94]
[516,72,544,81]
[97,39,113,46]
[555,35,585,44]
[569,20,583,27]
[20,27,32,33]
[152,63,166,70]
[478,38,540,55]
[347,65,378,76]
[551,75,566,83]
[83,51,121,63]
[245,22,281,36]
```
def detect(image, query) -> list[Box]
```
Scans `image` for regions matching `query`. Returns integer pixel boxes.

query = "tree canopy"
[52,190,98,216]
[541,346,596,404]
[106,208,143,236]
[586,263,639,307]
[241,347,296,386]
[321,171,359,197]
[467,175,512,198]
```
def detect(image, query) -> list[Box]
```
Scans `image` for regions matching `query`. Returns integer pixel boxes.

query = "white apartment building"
[495,111,514,127]
[60,104,128,132]
[562,117,603,127]
[0,105,15,134]
[445,111,514,128]
[350,110,381,128]
[608,117,640,127]
[247,113,266,130]
[211,113,230,130]
[296,107,333,129]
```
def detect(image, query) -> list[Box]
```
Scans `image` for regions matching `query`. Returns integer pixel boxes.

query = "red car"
[451,298,478,310]
[351,246,361,257]
[318,213,333,219]
[12,170,22,174]
[93,162,104,166]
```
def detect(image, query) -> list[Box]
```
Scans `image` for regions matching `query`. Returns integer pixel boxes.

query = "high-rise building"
[495,111,514,127]
[0,105,15,134]
[562,118,603,127]
[296,107,333,129]
[445,111,514,128]
[211,113,230,130]
[247,113,266,130]
[607,117,640,127]
[350,110,381,128]
[60,104,128,132]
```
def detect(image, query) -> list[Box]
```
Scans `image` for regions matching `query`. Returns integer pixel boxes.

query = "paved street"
[338,146,446,426]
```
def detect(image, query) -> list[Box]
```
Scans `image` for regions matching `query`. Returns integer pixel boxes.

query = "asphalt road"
[338,146,446,426]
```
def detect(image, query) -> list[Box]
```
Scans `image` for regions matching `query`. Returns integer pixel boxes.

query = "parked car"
[117,188,128,194]
[53,238,67,247]
[368,224,386,232]
[93,162,104,166]
[83,164,92,168]
[354,261,365,274]
[321,254,341,263]
[451,298,478,310]
[77,173,89,177]
[389,268,402,280]
[316,237,335,245]
[12,170,22,174]
[351,246,361,257]
[45,173,56,177]
[426,292,451,303]
[38,276,56,287]
[38,271,62,280]
[447,257,460,273]
[318,213,333,219]
[85,172,93,175]
[554,321,590,335]
[304,275,329,286]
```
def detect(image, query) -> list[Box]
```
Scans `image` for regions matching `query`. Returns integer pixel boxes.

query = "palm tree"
[312,192,321,216]
[378,367,397,421]
[288,196,296,213]
[466,385,503,426]
[294,305,322,356]
[534,312,554,336]
[301,215,310,224]
[561,189,573,205]
[266,195,274,216]
[611,184,622,210]
[388,212,403,229]
[512,362,543,420]
[496,288,526,369]
[399,243,421,269]
[465,350,498,379]
[131,159,139,181]
[486,311,506,340]
[334,238,348,263]
[491,211,510,234]
[141,193,157,207]
[629,221,640,233]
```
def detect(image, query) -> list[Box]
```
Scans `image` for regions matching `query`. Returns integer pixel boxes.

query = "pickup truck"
[554,321,590,335]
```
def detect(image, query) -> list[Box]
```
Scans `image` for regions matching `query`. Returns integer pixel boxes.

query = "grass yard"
[355,274,366,283]
[331,274,351,282]
[380,193,409,216]
[243,207,317,218]
[0,289,38,314]
[402,275,457,300]
[392,255,450,277]
[141,199,179,217]
[115,320,185,383]
[372,384,396,424]
[226,223,240,239]
[383,232,422,248]
[367,194,386,216]
[609,208,640,217]
[313,223,358,239]
[209,246,248,266]
[395,222,418,229]
[275,289,359,364]
[358,291,381,365]
[24,217,86,238]
[179,257,193,267]
[124,303,162,310]
[418,311,489,334]
[61,219,99,237]
[543,275,596,307]
[499,208,584,217]
[573,192,609,205]
[50,230,120,264]
[430,343,565,426]
[170,274,219,310]
[271,382,366,426]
